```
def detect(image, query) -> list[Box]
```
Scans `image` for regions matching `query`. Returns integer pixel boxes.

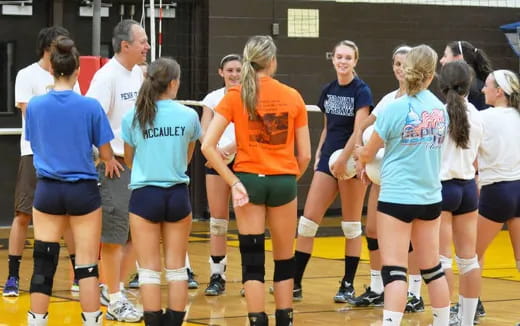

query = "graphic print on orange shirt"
[248,112,289,146]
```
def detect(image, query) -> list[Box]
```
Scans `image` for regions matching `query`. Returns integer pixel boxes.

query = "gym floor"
[0,217,518,325]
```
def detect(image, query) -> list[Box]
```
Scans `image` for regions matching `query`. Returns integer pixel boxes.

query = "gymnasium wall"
[0,0,518,224]
[207,0,520,211]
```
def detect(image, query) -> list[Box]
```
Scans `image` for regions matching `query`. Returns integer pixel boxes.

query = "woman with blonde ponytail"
[356,45,450,326]
[202,35,311,326]
[438,61,484,326]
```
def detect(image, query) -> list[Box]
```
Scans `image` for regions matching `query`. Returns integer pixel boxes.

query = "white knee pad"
[210,217,229,236]
[341,221,362,239]
[138,267,161,285]
[440,255,453,270]
[298,216,319,237]
[455,255,479,275]
[165,266,188,282]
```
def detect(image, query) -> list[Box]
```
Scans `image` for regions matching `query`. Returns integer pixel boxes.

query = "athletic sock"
[294,250,311,286]
[408,274,422,298]
[8,255,22,278]
[432,306,450,326]
[382,310,403,325]
[461,296,478,326]
[370,269,383,294]
[343,256,360,286]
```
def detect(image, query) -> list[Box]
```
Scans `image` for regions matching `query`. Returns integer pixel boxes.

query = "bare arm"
[313,116,327,169]
[201,113,248,207]
[199,105,214,143]
[16,103,27,117]
[100,142,123,178]
[123,143,134,169]
[187,141,196,164]
[295,125,312,180]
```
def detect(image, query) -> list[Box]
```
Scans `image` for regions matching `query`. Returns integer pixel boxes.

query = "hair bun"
[55,36,75,54]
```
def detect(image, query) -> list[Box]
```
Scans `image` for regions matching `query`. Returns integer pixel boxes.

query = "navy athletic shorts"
[479,180,520,223]
[205,159,234,175]
[378,201,442,223]
[441,178,478,215]
[315,153,333,177]
[33,178,101,215]
[129,184,191,223]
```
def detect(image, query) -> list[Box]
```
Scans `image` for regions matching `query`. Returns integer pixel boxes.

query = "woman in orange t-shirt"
[202,35,311,326]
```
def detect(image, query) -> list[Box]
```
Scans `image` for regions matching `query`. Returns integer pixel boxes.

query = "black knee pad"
[273,257,295,282]
[75,264,99,281]
[239,234,265,283]
[381,265,407,287]
[420,263,444,284]
[366,237,379,251]
[275,308,293,326]
[30,240,60,295]
[248,312,268,326]
[163,309,185,326]
[143,310,163,326]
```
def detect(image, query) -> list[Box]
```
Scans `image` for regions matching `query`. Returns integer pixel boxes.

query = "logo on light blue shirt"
[401,104,446,148]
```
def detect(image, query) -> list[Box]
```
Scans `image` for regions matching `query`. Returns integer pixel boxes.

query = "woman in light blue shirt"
[121,57,201,326]
[356,45,450,326]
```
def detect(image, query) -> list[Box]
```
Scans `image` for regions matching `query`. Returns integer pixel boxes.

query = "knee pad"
[341,221,362,239]
[138,267,162,285]
[366,237,379,251]
[381,265,407,287]
[238,234,265,283]
[164,266,188,282]
[440,255,453,270]
[210,217,229,236]
[30,240,60,296]
[298,216,319,237]
[455,255,479,275]
[421,263,444,284]
[75,264,99,281]
[273,257,295,282]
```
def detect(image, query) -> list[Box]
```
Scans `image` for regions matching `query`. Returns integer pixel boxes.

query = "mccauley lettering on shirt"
[143,126,186,139]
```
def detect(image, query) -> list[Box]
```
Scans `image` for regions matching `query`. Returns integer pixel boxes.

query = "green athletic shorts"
[236,172,297,207]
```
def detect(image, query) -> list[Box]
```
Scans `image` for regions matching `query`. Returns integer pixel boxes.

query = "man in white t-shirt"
[3,26,79,298]
[86,19,149,323]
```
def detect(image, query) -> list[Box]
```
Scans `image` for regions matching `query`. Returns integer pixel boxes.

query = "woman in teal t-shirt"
[121,57,201,326]
[356,45,450,326]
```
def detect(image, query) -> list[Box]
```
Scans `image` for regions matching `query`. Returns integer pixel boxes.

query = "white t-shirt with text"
[86,57,144,156]
[15,62,80,156]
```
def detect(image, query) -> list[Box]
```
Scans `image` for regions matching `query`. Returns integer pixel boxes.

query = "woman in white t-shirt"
[200,54,242,296]
[438,61,483,326]
[476,70,520,313]
[350,45,412,308]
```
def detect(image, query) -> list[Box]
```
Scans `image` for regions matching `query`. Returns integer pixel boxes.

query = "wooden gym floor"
[0,217,518,325]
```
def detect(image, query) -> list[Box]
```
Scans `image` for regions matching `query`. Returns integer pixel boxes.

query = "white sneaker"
[81,311,103,326]
[105,297,142,323]
[27,311,48,326]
